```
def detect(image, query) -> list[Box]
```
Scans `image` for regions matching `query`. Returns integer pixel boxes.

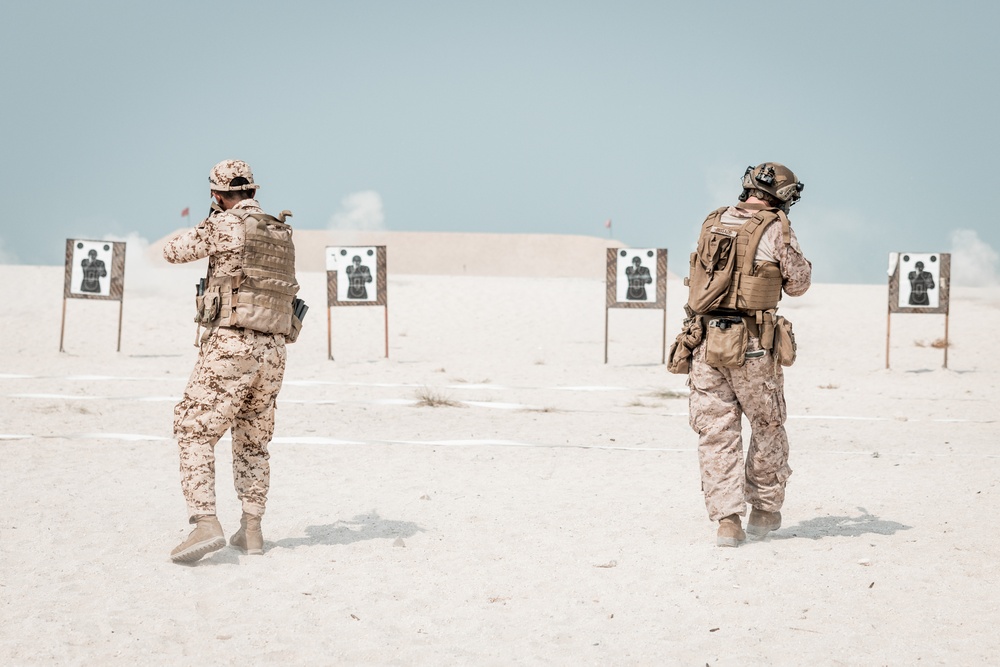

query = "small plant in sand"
[818,383,839,390]
[414,387,462,408]
[915,338,951,349]
[647,389,687,400]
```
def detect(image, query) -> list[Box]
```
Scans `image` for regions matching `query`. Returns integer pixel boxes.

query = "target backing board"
[326,246,387,307]
[64,239,126,300]
[888,252,949,314]
[606,248,667,309]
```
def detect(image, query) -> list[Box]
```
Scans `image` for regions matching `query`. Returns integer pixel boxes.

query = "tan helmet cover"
[209,159,260,191]
[741,162,803,204]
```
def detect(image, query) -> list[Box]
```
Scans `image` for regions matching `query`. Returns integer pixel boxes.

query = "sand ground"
[1,252,999,665]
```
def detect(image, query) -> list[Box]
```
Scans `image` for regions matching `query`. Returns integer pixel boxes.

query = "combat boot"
[717,514,746,548]
[170,515,225,563]
[747,509,782,538]
[229,513,264,555]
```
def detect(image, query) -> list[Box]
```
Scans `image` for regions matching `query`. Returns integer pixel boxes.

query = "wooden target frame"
[886,252,951,369]
[604,248,668,364]
[325,245,388,360]
[60,239,127,352]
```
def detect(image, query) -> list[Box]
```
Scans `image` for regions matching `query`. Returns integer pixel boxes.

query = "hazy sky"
[2,0,998,284]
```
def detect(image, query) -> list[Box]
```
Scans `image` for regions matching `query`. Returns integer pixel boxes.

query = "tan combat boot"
[229,513,264,555]
[747,509,782,538]
[717,514,746,548]
[170,515,225,563]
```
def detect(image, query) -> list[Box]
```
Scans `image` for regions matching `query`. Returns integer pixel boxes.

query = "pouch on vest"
[285,297,309,344]
[194,284,221,325]
[686,226,737,314]
[773,315,797,366]
[705,317,747,369]
[667,315,705,375]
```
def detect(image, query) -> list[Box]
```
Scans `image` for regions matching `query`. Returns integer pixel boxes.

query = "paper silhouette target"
[326,246,386,307]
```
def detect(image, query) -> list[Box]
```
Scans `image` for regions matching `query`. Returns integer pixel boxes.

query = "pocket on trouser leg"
[762,379,787,425]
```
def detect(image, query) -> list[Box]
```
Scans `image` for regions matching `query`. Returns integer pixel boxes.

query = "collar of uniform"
[232,198,262,211]
[725,205,758,219]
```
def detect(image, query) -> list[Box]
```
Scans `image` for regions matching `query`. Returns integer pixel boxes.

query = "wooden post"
[116,300,124,352]
[661,304,667,365]
[59,298,67,352]
[885,310,891,370]
[384,306,389,358]
[604,307,609,364]
[327,307,333,361]
[943,313,950,369]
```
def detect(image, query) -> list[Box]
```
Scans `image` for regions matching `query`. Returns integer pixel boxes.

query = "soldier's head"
[632,256,642,267]
[915,261,925,271]
[88,249,97,259]
[209,159,259,209]
[352,255,362,266]
[739,162,803,213]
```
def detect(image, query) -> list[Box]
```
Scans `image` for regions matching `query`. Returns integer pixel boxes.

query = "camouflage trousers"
[173,327,287,522]
[687,336,791,522]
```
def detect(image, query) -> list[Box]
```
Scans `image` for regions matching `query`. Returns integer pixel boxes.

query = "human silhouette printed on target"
[908,261,935,306]
[80,249,107,293]
[625,255,652,301]
[346,255,372,299]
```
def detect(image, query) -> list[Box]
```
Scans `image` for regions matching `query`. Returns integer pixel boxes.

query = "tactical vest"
[685,207,789,315]
[204,209,299,336]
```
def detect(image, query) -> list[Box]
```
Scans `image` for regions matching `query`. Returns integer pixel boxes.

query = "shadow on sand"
[773,506,911,540]
[270,511,424,550]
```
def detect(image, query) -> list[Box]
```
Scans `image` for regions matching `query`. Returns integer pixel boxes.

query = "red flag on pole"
[604,218,612,229]
[181,207,190,217]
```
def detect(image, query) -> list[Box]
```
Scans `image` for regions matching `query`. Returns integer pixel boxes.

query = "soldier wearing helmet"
[162,159,299,563]
[676,162,811,547]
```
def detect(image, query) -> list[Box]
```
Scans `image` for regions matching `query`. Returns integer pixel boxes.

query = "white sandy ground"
[2,236,1000,665]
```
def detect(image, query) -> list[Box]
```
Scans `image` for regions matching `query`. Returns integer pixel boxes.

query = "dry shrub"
[648,389,687,400]
[930,338,950,349]
[414,387,462,408]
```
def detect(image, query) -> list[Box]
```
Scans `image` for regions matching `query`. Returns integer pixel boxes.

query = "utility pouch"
[773,315,797,367]
[286,313,303,343]
[705,317,747,369]
[686,225,737,314]
[194,285,221,325]
[667,316,705,374]
[285,297,309,344]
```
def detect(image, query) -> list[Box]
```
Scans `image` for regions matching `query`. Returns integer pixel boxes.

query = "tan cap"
[208,159,260,191]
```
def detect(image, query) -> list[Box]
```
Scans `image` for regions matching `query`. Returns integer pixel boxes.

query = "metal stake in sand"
[604,247,668,364]
[59,239,127,353]
[885,252,951,369]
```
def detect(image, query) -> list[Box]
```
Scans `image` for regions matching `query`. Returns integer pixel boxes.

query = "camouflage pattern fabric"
[209,159,258,191]
[163,199,262,277]
[174,327,286,520]
[688,336,791,521]
[686,201,811,523]
[163,197,286,522]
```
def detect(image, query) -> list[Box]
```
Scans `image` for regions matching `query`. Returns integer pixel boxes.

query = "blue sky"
[2,1,998,284]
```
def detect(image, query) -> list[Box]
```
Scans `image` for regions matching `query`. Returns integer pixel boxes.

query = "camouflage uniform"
[163,198,287,521]
[688,205,811,521]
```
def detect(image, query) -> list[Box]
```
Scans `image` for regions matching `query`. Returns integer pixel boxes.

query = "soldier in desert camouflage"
[163,159,299,563]
[679,162,811,547]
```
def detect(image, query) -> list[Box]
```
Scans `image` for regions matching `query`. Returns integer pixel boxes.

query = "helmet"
[741,162,803,207]
[208,159,260,191]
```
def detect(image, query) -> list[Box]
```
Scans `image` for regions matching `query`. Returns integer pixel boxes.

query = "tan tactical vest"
[685,207,788,315]
[205,210,299,336]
